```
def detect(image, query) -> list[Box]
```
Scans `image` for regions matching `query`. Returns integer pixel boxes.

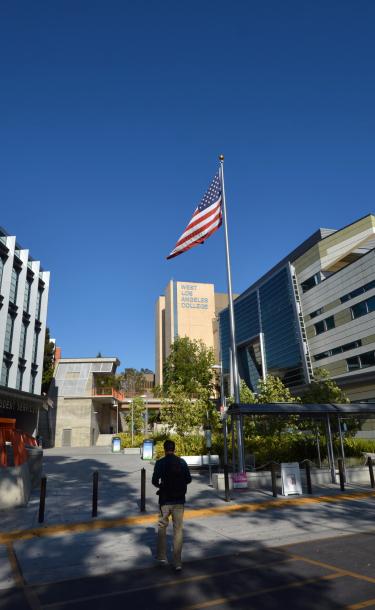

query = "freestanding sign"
[281,462,302,496]
[142,439,154,460]
[111,437,121,453]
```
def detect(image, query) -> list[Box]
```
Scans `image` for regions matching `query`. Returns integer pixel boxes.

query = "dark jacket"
[152,454,192,505]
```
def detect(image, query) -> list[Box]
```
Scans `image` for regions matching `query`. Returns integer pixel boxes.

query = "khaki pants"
[156,504,184,567]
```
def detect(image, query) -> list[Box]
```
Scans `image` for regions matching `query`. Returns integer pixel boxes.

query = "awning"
[227,402,375,417]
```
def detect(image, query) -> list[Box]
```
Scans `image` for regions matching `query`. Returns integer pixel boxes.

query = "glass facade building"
[220,266,307,392]
[219,214,375,402]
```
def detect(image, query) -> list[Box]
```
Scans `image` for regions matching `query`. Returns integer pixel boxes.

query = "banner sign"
[281,462,302,496]
[233,472,248,489]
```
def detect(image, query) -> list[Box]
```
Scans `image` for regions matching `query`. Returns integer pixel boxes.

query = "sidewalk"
[1,447,375,589]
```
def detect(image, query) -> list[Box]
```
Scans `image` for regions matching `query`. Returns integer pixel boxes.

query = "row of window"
[351,295,375,319]
[347,350,375,371]
[340,279,375,303]
[3,312,39,361]
[314,340,362,361]
[0,262,43,318]
[313,294,375,335]
[0,360,37,392]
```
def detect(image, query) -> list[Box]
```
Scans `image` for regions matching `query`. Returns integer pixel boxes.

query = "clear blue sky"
[1,1,375,372]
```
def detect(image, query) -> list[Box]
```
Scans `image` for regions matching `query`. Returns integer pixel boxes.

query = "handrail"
[92,387,125,401]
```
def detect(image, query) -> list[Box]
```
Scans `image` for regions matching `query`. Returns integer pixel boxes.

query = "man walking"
[152,440,192,571]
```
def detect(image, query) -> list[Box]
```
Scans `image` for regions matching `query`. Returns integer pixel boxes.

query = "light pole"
[112,399,118,434]
[140,394,148,436]
[131,400,134,446]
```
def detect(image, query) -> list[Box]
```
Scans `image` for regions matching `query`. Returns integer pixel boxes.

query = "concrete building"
[155,280,234,386]
[220,214,375,402]
[0,227,50,434]
[51,357,121,447]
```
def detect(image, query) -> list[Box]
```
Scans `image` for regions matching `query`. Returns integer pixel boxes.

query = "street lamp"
[112,399,119,434]
[140,394,148,436]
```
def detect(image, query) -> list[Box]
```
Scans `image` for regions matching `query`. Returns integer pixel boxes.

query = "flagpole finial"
[219,154,224,161]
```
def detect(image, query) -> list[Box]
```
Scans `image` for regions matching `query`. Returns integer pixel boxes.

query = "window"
[35,288,43,320]
[9,268,19,304]
[310,308,323,319]
[16,366,24,390]
[301,273,321,293]
[347,350,375,372]
[29,371,37,394]
[351,296,375,319]
[24,279,32,313]
[20,323,28,358]
[314,340,362,361]
[1,359,11,386]
[4,313,15,353]
[32,331,39,363]
[340,279,375,303]
[0,257,4,291]
[314,315,335,335]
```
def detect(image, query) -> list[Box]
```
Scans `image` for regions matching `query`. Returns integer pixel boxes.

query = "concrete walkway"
[1,447,375,590]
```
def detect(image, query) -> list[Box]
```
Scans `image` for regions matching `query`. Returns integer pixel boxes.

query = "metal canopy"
[227,402,375,417]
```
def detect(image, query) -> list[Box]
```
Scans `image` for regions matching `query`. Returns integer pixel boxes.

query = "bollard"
[305,461,313,495]
[271,463,277,498]
[368,457,375,489]
[140,468,146,512]
[38,475,47,523]
[338,458,345,492]
[5,442,14,467]
[223,464,230,502]
[92,470,99,518]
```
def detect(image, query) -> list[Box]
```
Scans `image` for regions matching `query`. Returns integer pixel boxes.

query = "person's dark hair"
[163,439,175,453]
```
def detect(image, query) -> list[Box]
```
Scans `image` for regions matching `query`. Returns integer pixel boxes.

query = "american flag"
[167,172,222,259]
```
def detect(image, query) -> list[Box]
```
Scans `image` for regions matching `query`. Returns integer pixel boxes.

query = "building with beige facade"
[155,280,234,386]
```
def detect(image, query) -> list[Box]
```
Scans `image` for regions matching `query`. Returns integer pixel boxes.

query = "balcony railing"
[92,387,125,401]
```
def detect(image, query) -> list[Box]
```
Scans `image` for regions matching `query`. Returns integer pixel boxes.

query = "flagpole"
[219,154,245,473]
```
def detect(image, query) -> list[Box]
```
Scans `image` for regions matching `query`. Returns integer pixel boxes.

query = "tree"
[301,368,349,404]
[256,375,300,404]
[162,337,215,397]
[124,396,145,436]
[121,368,147,395]
[42,328,55,394]
[159,383,220,439]
[249,375,300,438]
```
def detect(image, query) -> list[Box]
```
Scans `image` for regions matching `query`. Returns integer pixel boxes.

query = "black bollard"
[140,468,146,512]
[305,461,313,495]
[338,458,345,491]
[38,475,47,523]
[368,457,375,489]
[271,463,277,498]
[223,464,230,502]
[92,470,99,518]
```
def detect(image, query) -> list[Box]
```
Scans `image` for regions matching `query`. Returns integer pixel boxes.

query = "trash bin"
[111,436,121,453]
[142,439,154,460]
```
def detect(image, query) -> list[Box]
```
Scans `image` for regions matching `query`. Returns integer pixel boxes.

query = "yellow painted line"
[181,572,342,610]
[0,489,374,545]
[6,542,42,610]
[6,542,24,588]
[347,598,375,609]
[41,556,296,608]
[285,552,375,585]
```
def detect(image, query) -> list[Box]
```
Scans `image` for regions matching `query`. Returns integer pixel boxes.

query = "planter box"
[123,447,140,455]
[181,455,220,468]
[0,463,31,509]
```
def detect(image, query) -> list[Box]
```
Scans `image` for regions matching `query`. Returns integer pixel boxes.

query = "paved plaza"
[1,447,375,609]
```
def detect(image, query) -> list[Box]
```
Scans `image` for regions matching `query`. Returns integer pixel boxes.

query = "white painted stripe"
[169,216,221,257]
